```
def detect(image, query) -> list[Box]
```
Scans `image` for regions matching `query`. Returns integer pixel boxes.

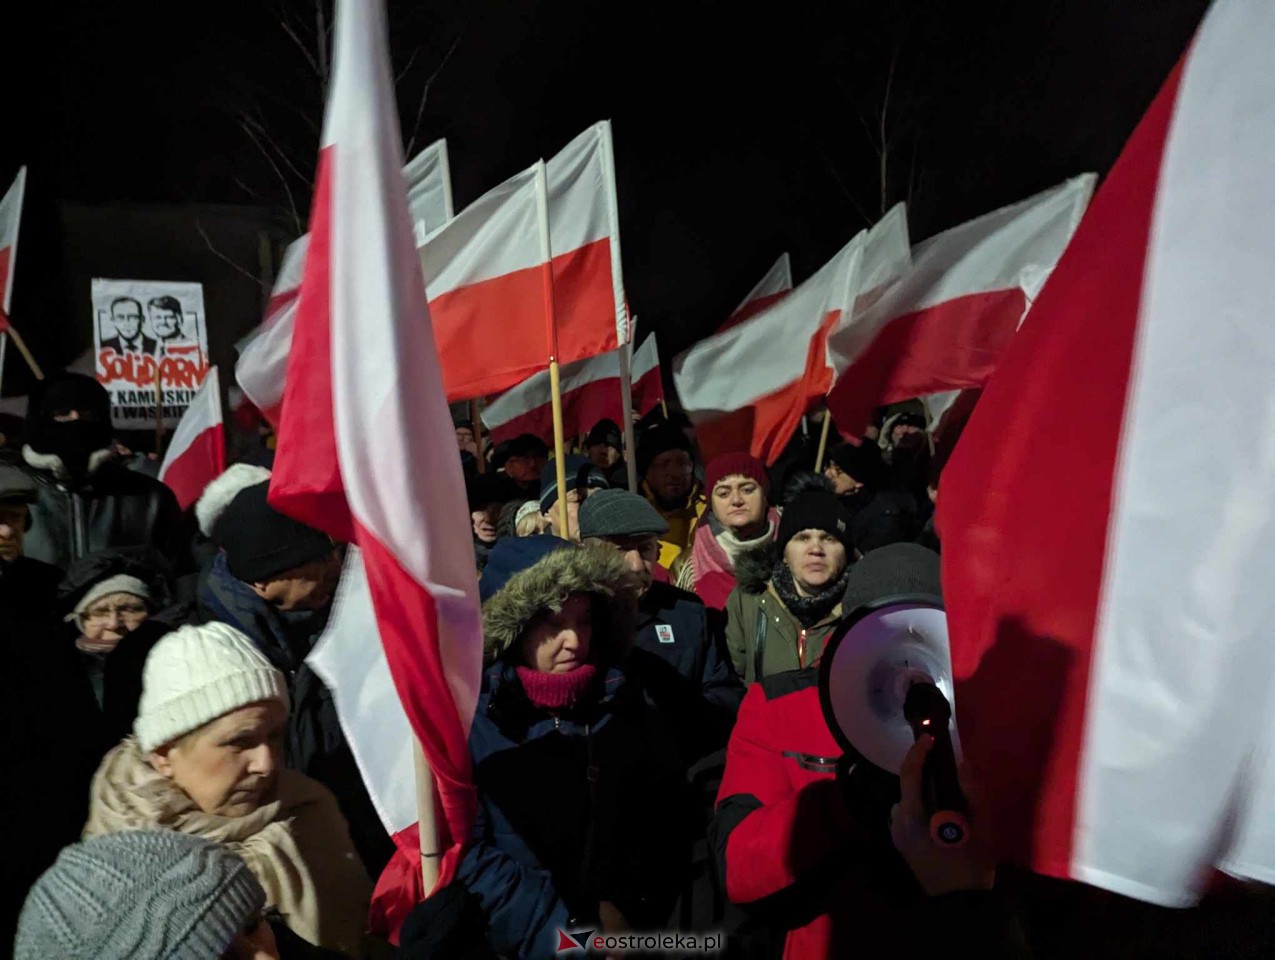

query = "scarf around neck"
[771,560,849,628]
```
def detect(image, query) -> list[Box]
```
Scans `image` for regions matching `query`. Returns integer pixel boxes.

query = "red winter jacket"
[711,670,915,960]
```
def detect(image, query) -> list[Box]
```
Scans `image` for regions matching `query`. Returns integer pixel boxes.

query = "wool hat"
[636,422,695,480]
[466,473,521,513]
[15,830,265,960]
[479,534,571,604]
[578,488,670,540]
[0,463,37,503]
[491,433,549,471]
[777,489,852,554]
[584,418,623,451]
[134,621,290,752]
[65,574,151,628]
[841,542,942,615]
[704,452,770,495]
[539,455,609,513]
[214,481,335,583]
[825,440,886,488]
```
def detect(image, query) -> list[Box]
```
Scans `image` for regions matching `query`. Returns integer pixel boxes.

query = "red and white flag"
[825,175,1094,433]
[940,0,1275,906]
[404,138,454,244]
[265,0,484,935]
[158,366,226,510]
[481,333,663,444]
[0,166,28,381]
[236,138,454,425]
[674,205,910,463]
[717,252,793,334]
[421,160,555,400]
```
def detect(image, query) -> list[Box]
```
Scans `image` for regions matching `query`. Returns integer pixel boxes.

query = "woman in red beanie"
[674,453,780,611]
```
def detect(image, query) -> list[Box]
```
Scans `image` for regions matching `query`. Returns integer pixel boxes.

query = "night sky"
[7,1,1208,382]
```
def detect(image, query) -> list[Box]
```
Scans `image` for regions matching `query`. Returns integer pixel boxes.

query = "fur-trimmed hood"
[481,543,641,663]
[22,444,116,482]
[734,540,779,595]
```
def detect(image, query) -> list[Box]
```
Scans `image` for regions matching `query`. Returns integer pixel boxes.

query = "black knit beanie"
[777,490,852,553]
[214,482,335,583]
[841,542,942,615]
[636,422,694,480]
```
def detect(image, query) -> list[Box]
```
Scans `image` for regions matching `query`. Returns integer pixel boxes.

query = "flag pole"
[412,740,440,892]
[3,325,44,380]
[617,337,638,493]
[814,409,833,473]
[534,162,570,536]
[470,398,485,474]
[153,362,166,454]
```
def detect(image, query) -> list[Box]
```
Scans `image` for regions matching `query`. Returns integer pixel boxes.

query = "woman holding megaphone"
[710,544,1026,960]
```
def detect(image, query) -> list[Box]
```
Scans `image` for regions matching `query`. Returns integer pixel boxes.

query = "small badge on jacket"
[655,624,675,644]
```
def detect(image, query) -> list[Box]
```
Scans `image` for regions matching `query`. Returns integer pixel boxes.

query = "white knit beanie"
[134,622,291,752]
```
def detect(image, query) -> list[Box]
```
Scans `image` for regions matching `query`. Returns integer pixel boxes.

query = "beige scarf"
[86,737,372,955]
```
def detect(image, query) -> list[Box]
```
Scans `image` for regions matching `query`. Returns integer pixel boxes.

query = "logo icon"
[656,624,675,644]
[557,928,596,953]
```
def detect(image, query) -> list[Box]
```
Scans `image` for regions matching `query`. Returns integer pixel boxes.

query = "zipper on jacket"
[798,628,808,668]
[70,488,87,561]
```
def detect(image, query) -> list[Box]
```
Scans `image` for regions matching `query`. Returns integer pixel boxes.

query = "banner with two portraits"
[91,279,211,430]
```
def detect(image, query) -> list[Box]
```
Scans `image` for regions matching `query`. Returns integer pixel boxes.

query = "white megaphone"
[818,594,970,846]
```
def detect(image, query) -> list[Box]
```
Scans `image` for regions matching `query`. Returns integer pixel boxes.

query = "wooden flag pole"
[412,740,440,893]
[469,398,485,474]
[814,410,834,473]
[3,326,44,380]
[533,161,571,537]
[617,338,639,493]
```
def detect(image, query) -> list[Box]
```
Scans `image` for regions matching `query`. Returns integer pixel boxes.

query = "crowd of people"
[0,370,1060,958]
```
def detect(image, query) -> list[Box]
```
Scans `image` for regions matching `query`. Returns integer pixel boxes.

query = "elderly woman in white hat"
[84,621,372,956]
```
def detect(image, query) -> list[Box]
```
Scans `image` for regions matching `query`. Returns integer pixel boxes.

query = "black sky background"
[6,1,1208,382]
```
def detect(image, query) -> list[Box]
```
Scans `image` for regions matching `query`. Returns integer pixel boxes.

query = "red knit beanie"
[704,453,770,495]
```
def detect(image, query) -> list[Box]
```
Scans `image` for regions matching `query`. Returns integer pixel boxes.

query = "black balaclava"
[26,374,114,484]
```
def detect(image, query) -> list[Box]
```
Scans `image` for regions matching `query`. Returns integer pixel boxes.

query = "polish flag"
[674,205,910,463]
[716,252,793,334]
[236,138,454,425]
[420,160,555,400]
[158,366,226,510]
[404,138,454,244]
[825,175,1094,434]
[0,166,27,380]
[481,334,663,444]
[940,0,1275,906]
[265,0,485,936]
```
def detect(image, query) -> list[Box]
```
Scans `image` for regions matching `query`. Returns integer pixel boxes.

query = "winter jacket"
[86,737,372,956]
[642,482,707,570]
[840,487,921,557]
[711,671,915,960]
[459,546,692,959]
[629,580,743,761]
[19,447,190,572]
[723,544,843,684]
[197,550,394,876]
[0,555,62,624]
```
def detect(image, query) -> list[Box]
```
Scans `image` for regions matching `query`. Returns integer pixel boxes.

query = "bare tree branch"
[405,34,462,156]
[396,45,421,84]
[238,120,303,235]
[240,112,314,189]
[196,219,269,290]
[232,176,270,204]
[879,46,899,215]
[315,0,330,99]
[279,14,323,80]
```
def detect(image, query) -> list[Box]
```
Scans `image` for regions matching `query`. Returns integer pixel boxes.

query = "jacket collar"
[22,444,116,483]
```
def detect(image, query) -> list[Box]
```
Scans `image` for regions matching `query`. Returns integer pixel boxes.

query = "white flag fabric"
[719,251,793,333]
[158,366,225,510]
[0,166,28,382]
[265,0,483,934]
[941,0,1275,907]
[825,176,1094,433]
[404,139,454,244]
[673,205,909,462]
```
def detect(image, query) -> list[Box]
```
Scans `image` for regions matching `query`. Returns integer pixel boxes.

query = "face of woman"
[519,593,593,673]
[710,475,767,536]
[82,591,149,649]
[149,701,287,818]
[783,529,848,595]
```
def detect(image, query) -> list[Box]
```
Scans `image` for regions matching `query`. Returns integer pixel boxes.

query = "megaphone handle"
[921,726,969,846]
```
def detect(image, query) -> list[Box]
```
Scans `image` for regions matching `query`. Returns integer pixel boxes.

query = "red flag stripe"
[159,424,226,510]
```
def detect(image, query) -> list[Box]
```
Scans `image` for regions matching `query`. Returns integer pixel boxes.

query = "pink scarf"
[690,507,780,581]
[516,663,599,710]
